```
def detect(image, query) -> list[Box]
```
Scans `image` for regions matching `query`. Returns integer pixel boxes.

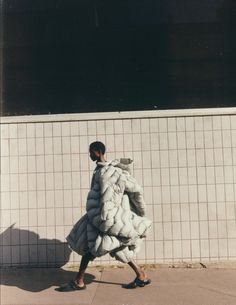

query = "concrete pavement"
[1,266,236,305]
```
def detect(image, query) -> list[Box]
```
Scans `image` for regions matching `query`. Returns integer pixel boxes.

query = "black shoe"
[122,277,151,289]
[55,280,87,292]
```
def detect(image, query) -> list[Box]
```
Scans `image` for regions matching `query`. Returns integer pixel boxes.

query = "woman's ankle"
[137,270,147,280]
[75,278,85,287]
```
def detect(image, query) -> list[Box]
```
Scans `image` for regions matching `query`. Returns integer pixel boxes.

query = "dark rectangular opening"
[2,0,236,116]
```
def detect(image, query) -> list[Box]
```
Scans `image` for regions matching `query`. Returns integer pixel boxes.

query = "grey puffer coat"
[66,159,152,263]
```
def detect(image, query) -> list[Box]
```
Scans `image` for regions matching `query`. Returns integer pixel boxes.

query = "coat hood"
[97,158,133,173]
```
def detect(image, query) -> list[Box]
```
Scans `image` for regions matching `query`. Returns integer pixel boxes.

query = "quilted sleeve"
[124,174,146,217]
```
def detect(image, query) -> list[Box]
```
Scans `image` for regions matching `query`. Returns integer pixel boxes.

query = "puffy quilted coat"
[66,158,152,263]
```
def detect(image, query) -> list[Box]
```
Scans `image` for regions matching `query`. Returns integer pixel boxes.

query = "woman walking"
[57,141,151,291]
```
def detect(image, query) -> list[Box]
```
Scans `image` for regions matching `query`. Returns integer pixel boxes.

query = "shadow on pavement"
[0,268,96,292]
[0,225,96,292]
[92,279,124,286]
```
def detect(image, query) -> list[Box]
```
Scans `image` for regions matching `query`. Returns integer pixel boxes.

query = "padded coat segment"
[66,159,152,263]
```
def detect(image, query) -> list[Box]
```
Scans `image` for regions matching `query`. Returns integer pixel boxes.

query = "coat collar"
[96,161,110,167]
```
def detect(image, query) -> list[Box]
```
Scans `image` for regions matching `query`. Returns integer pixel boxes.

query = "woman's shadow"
[0,225,95,292]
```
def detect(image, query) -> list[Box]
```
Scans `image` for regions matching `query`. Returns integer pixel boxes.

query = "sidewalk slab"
[1,267,236,305]
[0,268,101,305]
[92,268,236,305]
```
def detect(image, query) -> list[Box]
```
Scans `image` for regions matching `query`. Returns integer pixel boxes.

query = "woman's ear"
[94,150,101,157]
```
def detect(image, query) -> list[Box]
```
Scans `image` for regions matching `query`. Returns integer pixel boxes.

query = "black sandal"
[122,277,151,289]
[55,280,87,292]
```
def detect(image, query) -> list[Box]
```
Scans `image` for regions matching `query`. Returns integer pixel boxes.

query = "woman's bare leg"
[75,253,94,287]
[128,259,147,280]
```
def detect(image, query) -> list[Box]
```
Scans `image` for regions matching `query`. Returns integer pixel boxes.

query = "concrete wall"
[1,108,236,267]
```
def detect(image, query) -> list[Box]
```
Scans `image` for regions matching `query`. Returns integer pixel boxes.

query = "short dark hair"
[89,141,106,154]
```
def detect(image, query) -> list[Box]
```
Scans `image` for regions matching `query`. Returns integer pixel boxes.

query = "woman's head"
[89,141,106,161]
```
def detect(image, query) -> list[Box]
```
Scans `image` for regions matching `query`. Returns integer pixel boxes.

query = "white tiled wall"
[1,109,236,267]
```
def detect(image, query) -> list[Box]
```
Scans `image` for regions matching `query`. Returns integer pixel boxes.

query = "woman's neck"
[98,155,106,163]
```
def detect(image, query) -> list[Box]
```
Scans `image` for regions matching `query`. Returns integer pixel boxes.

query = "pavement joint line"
[199,286,236,299]
[90,268,103,305]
